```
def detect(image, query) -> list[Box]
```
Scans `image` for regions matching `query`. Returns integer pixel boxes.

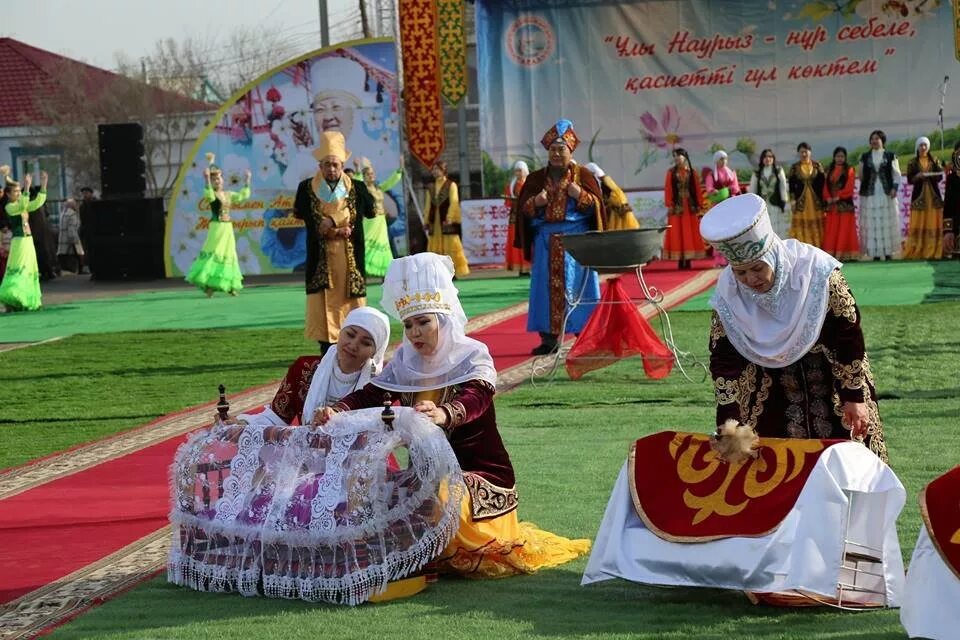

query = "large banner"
[165,40,404,277]
[477,0,958,189]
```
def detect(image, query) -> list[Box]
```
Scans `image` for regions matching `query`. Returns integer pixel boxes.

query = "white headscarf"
[238,306,391,426]
[376,253,497,392]
[702,194,841,368]
[713,150,728,165]
[508,160,529,195]
[915,136,931,152]
[301,306,391,419]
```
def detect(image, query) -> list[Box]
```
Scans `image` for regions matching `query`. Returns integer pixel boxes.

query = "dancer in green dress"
[0,166,47,311]
[185,154,251,296]
[356,156,399,279]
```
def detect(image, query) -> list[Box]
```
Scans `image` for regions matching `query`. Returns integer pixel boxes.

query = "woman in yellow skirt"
[903,136,945,259]
[185,154,251,296]
[787,142,826,248]
[425,162,470,277]
[320,252,590,578]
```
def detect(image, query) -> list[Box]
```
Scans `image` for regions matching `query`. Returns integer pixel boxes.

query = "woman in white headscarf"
[169,303,469,605]
[902,136,945,259]
[504,160,530,274]
[234,305,391,427]
[704,150,742,207]
[318,252,591,577]
[700,194,888,463]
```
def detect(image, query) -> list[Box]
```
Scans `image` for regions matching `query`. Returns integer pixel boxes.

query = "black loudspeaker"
[98,123,146,198]
[84,198,165,279]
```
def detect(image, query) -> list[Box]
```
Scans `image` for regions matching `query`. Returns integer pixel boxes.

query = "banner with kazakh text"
[477,0,958,189]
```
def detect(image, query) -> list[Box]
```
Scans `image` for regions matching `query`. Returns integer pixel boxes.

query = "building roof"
[0,38,217,128]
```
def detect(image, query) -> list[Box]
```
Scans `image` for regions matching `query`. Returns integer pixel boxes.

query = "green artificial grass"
[0,276,534,344]
[31,301,960,639]
[677,260,960,311]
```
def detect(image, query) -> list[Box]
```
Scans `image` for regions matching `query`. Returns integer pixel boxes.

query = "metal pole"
[359,0,371,38]
[319,0,330,48]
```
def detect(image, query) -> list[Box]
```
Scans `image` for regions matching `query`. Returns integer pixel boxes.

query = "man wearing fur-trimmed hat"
[293,131,376,355]
[513,119,606,355]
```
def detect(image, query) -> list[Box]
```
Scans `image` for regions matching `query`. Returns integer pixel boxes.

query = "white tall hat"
[310,56,370,107]
[699,193,778,266]
[380,253,466,324]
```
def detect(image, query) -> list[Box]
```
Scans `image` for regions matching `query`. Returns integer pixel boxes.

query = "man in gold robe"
[293,131,375,354]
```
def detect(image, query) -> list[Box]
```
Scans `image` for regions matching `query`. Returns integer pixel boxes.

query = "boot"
[531,333,559,355]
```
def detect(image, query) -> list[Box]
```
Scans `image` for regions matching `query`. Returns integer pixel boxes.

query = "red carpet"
[0,438,178,603]
[0,261,715,608]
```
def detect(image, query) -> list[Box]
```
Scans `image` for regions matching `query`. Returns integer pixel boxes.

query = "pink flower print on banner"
[639,105,710,152]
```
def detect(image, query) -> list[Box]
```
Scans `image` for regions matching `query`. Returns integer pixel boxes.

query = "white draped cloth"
[900,524,960,639]
[582,442,906,606]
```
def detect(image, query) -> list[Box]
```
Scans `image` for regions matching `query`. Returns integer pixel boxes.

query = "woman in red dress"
[663,148,707,269]
[822,146,860,260]
[504,161,530,274]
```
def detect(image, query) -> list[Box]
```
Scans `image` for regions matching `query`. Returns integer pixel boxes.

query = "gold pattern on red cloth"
[436,0,467,105]
[399,0,445,168]
[629,431,842,542]
[548,234,567,335]
[919,465,960,581]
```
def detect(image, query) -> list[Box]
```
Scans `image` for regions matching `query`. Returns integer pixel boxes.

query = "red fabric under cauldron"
[565,276,674,380]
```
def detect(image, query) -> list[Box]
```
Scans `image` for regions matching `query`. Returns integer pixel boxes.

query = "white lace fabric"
[168,407,464,605]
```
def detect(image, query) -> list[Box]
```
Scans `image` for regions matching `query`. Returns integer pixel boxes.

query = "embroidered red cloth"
[919,465,960,580]
[565,276,674,380]
[399,0,445,168]
[630,431,843,542]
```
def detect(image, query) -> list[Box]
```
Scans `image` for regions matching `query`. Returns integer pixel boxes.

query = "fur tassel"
[710,419,760,464]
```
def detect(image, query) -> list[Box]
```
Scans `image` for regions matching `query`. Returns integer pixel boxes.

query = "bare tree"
[29,28,307,199]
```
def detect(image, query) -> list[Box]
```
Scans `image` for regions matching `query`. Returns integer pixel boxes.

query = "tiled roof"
[0,38,217,128]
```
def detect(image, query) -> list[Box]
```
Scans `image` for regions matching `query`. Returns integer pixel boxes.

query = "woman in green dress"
[356,156,398,279]
[0,166,47,311]
[185,154,251,296]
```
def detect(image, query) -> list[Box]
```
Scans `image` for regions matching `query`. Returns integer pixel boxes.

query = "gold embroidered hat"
[312,131,351,163]
[540,119,580,152]
[380,252,464,323]
[699,193,777,266]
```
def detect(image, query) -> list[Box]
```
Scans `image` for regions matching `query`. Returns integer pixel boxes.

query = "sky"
[2,0,365,71]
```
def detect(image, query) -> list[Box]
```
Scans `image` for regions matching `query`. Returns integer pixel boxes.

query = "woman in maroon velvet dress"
[699,194,888,463]
[317,252,590,576]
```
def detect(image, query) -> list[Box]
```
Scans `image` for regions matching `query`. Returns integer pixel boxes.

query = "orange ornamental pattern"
[629,431,843,542]
[399,0,445,168]
[919,465,960,580]
[437,0,468,106]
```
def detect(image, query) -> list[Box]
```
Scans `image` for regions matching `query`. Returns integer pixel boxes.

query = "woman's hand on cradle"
[533,190,548,207]
[311,406,336,426]
[841,401,869,440]
[414,400,448,427]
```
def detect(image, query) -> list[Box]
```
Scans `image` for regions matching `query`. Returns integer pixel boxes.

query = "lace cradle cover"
[168,407,464,605]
